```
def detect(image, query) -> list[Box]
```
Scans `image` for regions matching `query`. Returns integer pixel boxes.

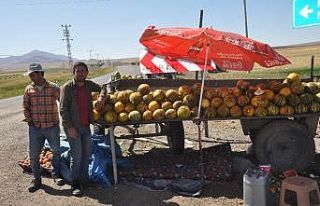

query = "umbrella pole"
[196,44,210,181]
[197,123,204,181]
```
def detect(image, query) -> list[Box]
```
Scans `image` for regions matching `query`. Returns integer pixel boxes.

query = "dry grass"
[274,45,320,69]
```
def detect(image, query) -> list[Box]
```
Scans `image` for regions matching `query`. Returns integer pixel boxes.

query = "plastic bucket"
[243,168,268,206]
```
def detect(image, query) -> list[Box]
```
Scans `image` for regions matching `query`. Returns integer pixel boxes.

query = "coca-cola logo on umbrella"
[188,41,204,57]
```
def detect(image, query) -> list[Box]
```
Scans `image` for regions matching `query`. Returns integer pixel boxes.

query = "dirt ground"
[1,96,319,206]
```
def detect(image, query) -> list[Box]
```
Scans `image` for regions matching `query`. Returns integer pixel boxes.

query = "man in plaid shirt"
[23,63,62,192]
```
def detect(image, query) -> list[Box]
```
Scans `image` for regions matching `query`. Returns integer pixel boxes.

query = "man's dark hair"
[73,61,88,73]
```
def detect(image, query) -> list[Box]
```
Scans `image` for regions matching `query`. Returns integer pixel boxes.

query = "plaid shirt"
[23,80,60,128]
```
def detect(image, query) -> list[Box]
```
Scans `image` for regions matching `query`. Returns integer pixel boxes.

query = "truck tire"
[166,121,185,154]
[253,120,315,173]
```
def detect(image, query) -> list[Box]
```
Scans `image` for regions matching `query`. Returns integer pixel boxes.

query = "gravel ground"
[1,99,320,205]
[0,99,249,206]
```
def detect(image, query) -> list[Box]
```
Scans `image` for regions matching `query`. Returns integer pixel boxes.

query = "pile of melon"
[92,73,320,123]
[18,148,53,173]
[111,71,142,81]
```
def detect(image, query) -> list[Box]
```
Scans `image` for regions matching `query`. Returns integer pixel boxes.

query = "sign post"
[293,0,320,28]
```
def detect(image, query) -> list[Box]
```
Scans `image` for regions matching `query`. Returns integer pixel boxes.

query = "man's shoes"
[72,188,82,196]
[52,174,64,186]
[72,180,82,196]
[28,178,42,193]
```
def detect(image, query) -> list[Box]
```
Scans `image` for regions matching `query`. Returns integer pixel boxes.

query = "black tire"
[166,121,185,154]
[253,120,315,173]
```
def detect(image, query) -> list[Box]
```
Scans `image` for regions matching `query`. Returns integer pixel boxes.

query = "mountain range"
[0,50,74,70]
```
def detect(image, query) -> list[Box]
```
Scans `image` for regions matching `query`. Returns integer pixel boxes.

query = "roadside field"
[0,66,113,100]
[0,44,319,100]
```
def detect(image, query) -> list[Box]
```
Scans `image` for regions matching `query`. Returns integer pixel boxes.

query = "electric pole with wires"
[61,24,73,71]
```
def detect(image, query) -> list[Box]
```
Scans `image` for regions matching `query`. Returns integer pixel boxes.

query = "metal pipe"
[243,0,249,37]
[195,9,204,80]
[199,9,203,28]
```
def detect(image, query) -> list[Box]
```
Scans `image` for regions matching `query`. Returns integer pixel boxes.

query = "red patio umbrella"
[139,25,291,71]
[139,25,291,117]
[139,25,291,180]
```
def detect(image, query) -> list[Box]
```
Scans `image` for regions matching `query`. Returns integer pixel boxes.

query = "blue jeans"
[66,126,92,182]
[29,125,61,179]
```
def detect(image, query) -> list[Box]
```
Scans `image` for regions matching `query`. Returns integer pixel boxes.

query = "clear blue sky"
[0,0,319,59]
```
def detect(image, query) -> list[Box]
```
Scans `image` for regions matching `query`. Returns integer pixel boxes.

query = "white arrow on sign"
[300,5,314,18]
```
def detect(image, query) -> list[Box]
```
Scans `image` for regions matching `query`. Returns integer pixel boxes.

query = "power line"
[61,24,73,71]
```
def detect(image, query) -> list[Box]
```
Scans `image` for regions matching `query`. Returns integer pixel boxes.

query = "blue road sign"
[293,0,320,28]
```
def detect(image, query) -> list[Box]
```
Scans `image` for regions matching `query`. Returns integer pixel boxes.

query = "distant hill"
[1,41,319,71]
[0,50,139,71]
[0,50,71,70]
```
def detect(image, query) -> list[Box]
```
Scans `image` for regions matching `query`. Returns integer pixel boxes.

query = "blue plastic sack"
[57,133,133,188]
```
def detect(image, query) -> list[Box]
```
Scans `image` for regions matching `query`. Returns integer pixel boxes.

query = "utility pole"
[61,24,73,71]
[89,49,93,68]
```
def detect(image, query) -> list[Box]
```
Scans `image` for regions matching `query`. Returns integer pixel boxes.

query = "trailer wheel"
[253,120,315,173]
[166,121,185,154]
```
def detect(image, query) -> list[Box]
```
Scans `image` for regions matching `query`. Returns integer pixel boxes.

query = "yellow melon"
[201,98,210,108]
[148,101,160,112]
[137,84,151,95]
[114,101,125,113]
[183,94,198,107]
[165,109,177,119]
[104,110,117,123]
[153,89,166,102]
[152,109,165,120]
[128,110,141,121]
[178,85,191,97]
[286,72,301,84]
[177,106,191,119]
[165,89,180,102]
[118,112,128,122]
[161,101,173,111]
[191,83,202,96]
[142,110,153,121]
[124,103,135,113]
[173,100,184,109]
[136,102,148,113]
[142,93,154,105]
[117,91,130,103]
[129,92,142,105]
[92,109,100,121]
